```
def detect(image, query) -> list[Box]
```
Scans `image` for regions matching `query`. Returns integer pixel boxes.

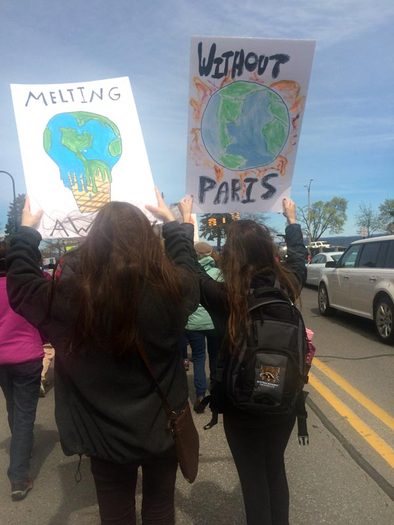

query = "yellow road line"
[309,373,394,468]
[313,358,394,432]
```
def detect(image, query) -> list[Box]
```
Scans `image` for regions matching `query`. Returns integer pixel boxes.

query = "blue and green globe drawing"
[43,111,122,212]
[201,81,290,171]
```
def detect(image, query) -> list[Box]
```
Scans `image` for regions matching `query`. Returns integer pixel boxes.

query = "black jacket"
[6,222,199,463]
[197,223,307,423]
[198,223,307,341]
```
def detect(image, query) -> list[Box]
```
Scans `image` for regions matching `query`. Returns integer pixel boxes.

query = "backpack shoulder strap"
[248,286,292,312]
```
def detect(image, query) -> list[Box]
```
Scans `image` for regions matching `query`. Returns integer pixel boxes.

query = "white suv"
[309,241,330,249]
[318,235,394,344]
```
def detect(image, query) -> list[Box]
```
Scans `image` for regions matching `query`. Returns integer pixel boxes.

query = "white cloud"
[171,0,394,49]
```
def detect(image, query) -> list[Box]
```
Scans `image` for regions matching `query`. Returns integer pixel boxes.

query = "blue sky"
[0,0,393,235]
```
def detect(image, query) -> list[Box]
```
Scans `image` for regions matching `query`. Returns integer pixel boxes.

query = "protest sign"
[186,37,315,213]
[11,77,155,238]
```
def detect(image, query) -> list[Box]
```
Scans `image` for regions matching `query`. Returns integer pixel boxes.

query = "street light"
[0,170,17,231]
[304,178,313,246]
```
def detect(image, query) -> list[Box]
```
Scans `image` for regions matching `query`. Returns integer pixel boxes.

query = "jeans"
[0,358,42,482]
[223,412,296,525]
[179,336,188,360]
[90,454,178,525]
[183,330,220,397]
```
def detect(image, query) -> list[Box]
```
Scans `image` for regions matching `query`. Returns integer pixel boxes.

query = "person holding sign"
[6,195,199,524]
[180,196,306,525]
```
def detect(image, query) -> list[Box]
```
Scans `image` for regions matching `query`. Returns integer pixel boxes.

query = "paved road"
[301,285,394,491]
[1,287,393,524]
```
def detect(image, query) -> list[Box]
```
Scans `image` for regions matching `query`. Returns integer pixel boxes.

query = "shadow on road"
[303,287,382,345]
[48,458,98,525]
[0,425,58,480]
[30,426,59,479]
[311,307,381,344]
[45,455,244,525]
[176,479,244,524]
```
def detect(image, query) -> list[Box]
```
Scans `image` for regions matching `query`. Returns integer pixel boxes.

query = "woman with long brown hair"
[183,197,306,525]
[6,194,199,524]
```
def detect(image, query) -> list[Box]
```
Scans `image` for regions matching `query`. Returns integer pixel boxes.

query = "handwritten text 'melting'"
[24,86,121,107]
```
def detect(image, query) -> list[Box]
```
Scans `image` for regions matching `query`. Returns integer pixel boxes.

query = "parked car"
[306,252,343,286]
[318,235,394,344]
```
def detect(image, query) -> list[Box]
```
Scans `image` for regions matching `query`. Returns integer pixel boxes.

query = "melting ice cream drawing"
[43,111,122,213]
[11,76,157,239]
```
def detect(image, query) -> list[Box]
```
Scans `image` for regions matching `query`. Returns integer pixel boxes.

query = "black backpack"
[204,286,310,444]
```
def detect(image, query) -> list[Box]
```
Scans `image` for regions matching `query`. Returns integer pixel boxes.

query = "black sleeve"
[283,223,307,287]
[6,226,53,328]
[162,221,200,317]
[198,266,227,315]
[162,222,195,270]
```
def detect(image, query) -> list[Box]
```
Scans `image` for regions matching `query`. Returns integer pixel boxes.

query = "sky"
[0,0,393,236]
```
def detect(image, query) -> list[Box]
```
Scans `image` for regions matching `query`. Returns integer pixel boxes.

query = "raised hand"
[145,187,176,223]
[21,196,43,229]
[178,195,194,224]
[282,197,297,225]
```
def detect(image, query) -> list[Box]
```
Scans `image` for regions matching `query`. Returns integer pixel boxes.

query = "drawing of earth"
[201,81,290,170]
[43,111,122,193]
[43,111,122,212]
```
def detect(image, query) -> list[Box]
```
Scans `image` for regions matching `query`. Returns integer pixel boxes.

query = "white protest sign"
[11,77,156,238]
[186,37,315,213]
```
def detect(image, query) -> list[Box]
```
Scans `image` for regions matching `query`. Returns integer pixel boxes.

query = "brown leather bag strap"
[136,346,175,420]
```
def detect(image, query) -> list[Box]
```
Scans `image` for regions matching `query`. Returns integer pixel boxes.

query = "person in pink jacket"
[0,240,44,501]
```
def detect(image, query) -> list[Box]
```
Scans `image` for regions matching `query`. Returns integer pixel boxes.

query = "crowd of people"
[0,191,306,525]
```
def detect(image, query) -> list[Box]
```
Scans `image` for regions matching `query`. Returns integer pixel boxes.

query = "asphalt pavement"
[1,289,393,524]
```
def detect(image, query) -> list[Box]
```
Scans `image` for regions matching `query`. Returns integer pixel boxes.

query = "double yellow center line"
[309,358,394,468]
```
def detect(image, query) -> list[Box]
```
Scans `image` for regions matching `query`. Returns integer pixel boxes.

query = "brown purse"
[137,348,200,483]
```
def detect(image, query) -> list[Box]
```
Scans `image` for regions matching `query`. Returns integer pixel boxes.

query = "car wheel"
[318,284,334,316]
[374,296,394,344]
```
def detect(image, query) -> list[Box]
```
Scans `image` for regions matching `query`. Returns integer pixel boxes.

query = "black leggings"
[90,454,178,525]
[223,412,296,525]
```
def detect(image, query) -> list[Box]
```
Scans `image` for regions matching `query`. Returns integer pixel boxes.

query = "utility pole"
[304,178,313,248]
[0,170,17,231]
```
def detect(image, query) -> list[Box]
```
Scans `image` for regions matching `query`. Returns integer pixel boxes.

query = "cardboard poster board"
[186,37,315,213]
[11,77,156,238]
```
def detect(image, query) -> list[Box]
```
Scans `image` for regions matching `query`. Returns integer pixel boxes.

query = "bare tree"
[355,203,381,237]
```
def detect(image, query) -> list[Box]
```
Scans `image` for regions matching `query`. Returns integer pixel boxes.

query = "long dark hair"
[62,202,183,355]
[220,220,300,352]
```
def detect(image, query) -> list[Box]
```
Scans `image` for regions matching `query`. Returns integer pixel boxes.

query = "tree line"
[2,194,393,253]
[201,198,393,248]
[300,197,394,242]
